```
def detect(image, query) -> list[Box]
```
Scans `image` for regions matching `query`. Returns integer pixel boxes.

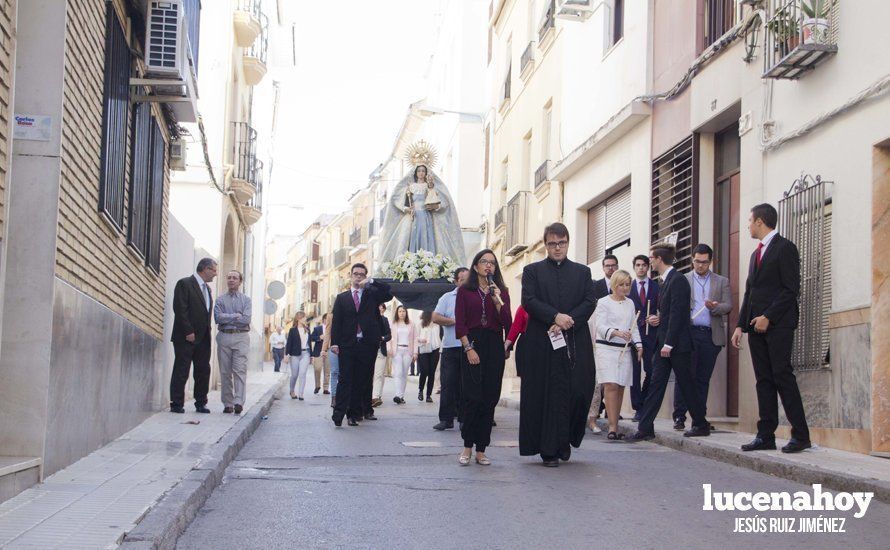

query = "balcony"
[505,191,531,256]
[520,42,535,79]
[534,160,549,189]
[499,67,512,112]
[763,0,837,80]
[318,256,327,272]
[368,219,377,239]
[231,122,259,203]
[242,159,263,226]
[539,1,556,42]
[243,12,269,85]
[306,260,318,274]
[233,0,262,48]
[556,0,594,22]
[349,227,362,248]
[493,205,506,231]
[334,247,350,269]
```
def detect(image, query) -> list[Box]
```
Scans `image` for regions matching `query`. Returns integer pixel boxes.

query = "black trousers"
[417,350,440,397]
[171,333,211,407]
[630,339,655,411]
[460,329,505,452]
[333,340,377,421]
[748,329,810,441]
[673,327,723,420]
[637,347,707,435]
[438,347,462,423]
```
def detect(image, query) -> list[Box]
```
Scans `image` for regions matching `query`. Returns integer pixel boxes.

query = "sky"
[265,0,445,241]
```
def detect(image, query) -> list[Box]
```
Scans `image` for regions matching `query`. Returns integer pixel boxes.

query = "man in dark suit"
[732,203,810,454]
[309,314,328,394]
[170,258,218,414]
[629,244,710,440]
[628,254,660,421]
[592,254,619,301]
[330,263,393,426]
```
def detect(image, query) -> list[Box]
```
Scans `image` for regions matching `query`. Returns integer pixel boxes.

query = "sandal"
[459,453,471,466]
[475,455,491,466]
[607,431,625,440]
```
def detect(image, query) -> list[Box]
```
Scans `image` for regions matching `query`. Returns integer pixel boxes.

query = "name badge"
[549,330,567,350]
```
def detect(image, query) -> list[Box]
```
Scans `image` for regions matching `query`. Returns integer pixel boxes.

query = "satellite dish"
[267,280,285,300]
[264,299,278,315]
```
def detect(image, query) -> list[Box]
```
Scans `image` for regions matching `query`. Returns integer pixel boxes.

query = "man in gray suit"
[673,244,732,430]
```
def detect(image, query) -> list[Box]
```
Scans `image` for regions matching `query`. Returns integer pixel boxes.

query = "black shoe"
[426,396,433,403]
[393,396,401,404]
[627,431,655,442]
[418,391,424,401]
[781,439,812,453]
[323,390,330,395]
[684,425,710,437]
[298,397,304,401]
[673,419,685,431]
[741,437,776,451]
[332,415,342,427]
[364,413,378,421]
[631,412,641,422]
[195,406,210,414]
[234,404,243,415]
[314,387,320,394]
[542,457,559,468]
[433,421,453,431]
[347,418,359,426]
[223,407,233,414]
[170,406,185,414]
[492,420,497,427]
[558,447,571,461]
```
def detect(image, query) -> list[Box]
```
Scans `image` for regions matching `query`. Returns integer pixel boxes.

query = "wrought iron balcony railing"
[232,122,259,189]
[505,191,531,256]
[763,0,838,80]
[534,160,549,189]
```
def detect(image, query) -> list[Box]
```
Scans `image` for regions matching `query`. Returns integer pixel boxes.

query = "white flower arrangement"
[380,250,459,283]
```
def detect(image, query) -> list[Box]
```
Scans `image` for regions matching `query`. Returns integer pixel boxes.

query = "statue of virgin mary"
[378,141,466,267]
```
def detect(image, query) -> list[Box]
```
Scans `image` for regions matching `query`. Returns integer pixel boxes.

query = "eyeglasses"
[546,241,569,249]
[603,263,618,269]
[478,259,496,266]
[692,259,711,265]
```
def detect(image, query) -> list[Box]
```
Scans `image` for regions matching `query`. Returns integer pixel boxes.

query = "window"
[522,132,533,190]
[604,0,624,52]
[587,184,632,264]
[127,103,152,257]
[702,0,737,50]
[778,177,832,370]
[99,2,131,230]
[146,119,165,272]
[651,136,698,272]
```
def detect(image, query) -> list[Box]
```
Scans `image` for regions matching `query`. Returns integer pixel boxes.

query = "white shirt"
[759,229,779,258]
[298,327,309,351]
[270,332,286,349]
[193,273,210,311]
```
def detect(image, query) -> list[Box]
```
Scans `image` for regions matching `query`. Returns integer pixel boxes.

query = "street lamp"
[409,101,485,122]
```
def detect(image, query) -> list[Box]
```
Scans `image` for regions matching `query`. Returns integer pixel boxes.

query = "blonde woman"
[285,312,312,400]
[594,270,643,440]
[388,305,416,404]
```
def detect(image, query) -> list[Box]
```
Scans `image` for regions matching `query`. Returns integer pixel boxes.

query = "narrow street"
[177,372,889,549]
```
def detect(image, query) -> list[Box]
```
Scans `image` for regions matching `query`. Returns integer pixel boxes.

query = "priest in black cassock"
[519,223,597,467]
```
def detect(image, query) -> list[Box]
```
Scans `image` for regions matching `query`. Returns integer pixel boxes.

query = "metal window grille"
[99,2,131,230]
[147,119,166,272]
[127,103,152,257]
[248,12,269,65]
[651,136,698,272]
[778,174,831,370]
[703,0,737,49]
[586,184,631,264]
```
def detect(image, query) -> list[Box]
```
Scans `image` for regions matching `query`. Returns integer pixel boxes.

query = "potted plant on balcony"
[767,6,800,57]
[801,0,835,44]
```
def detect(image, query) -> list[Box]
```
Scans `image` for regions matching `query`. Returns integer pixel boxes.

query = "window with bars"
[146,119,165,272]
[99,2,131,230]
[702,0,737,50]
[778,176,832,371]
[586,184,632,264]
[127,103,152,257]
[651,136,698,273]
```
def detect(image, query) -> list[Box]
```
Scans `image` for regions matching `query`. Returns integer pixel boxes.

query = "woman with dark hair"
[416,310,442,402]
[388,305,416,404]
[455,249,512,466]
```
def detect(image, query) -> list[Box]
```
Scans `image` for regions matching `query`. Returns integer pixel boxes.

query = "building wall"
[0,0,15,244]
[56,0,168,340]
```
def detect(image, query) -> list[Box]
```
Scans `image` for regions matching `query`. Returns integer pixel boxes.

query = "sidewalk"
[499,393,890,502]
[0,368,286,549]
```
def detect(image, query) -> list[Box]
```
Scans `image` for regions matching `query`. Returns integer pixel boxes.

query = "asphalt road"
[177,373,889,549]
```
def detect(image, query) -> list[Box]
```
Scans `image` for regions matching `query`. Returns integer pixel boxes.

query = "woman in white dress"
[594,270,643,440]
[285,312,312,400]
[388,305,416,404]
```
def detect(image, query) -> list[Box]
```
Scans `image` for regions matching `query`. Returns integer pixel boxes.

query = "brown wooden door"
[715,172,741,417]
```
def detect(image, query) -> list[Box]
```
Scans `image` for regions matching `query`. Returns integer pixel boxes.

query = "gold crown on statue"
[404,140,438,169]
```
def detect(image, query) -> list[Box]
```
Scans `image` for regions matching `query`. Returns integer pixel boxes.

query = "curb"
[597,419,890,504]
[119,377,286,550]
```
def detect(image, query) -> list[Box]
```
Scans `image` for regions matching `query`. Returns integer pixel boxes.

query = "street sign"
[264,299,278,315]
[267,280,285,299]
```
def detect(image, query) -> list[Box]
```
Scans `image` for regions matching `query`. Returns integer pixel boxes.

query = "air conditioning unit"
[170,138,187,170]
[145,1,187,79]
[556,0,595,21]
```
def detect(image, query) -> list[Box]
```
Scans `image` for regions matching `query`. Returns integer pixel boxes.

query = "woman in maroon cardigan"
[455,249,512,466]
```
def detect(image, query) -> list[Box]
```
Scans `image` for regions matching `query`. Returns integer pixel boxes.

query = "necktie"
[353,290,361,336]
[202,283,210,311]
[639,281,646,305]
[755,242,764,269]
